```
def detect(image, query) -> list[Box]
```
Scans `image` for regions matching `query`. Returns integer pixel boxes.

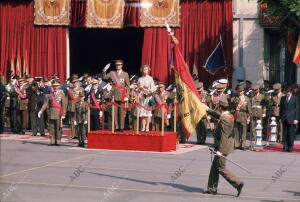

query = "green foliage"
[259,0,300,18]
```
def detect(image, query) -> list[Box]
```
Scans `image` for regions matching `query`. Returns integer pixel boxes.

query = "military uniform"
[271,83,284,142]
[15,79,29,134]
[195,82,208,144]
[205,99,244,196]
[153,83,171,131]
[102,60,130,131]
[75,92,89,147]
[40,82,66,145]
[67,79,84,138]
[0,81,7,133]
[28,82,46,136]
[232,86,251,149]
[88,80,102,131]
[250,84,266,141]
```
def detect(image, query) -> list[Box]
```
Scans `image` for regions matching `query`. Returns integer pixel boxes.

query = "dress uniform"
[232,86,251,149]
[195,82,208,144]
[28,81,45,136]
[39,82,66,145]
[271,83,284,142]
[15,78,29,134]
[75,91,89,147]
[67,78,84,138]
[102,60,130,132]
[251,84,266,141]
[88,80,102,131]
[0,77,7,134]
[204,98,244,196]
[153,82,170,131]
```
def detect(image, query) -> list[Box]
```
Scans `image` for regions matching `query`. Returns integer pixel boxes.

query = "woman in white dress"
[137,64,156,132]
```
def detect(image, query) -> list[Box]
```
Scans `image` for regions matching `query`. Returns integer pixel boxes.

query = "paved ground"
[0,130,300,202]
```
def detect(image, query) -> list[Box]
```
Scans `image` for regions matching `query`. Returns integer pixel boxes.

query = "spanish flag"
[293,34,300,64]
[172,38,206,140]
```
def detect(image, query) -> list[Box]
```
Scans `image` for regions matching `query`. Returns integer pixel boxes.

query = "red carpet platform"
[88,130,177,152]
[264,143,300,154]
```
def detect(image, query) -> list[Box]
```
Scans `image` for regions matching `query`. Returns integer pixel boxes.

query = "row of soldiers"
[0,60,178,146]
[195,79,300,149]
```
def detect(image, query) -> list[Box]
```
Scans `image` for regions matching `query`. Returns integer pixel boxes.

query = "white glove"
[74,121,77,126]
[216,151,222,157]
[167,114,171,119]
[172,88,176,93]
[262,114,266,117]
[62,116,65,119]
[124,97,128,101]
[38,111,42,119]
[84,120,88,125]
[103,63,111,72]
[294,120,298,125]
[99,111,103,117]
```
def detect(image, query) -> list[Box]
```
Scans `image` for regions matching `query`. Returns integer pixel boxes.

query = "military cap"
[246,80,252,84]
[25,75,31,79]
[72,73,79,79]
[273,83,281,90]
[83,73,89,78]
[34,75,43,81]
[52,81,60,87]
[114,59,124,65]
[195,82,203,89]
[252,84,260,90]
[91,80,98,85]
[236,85,244,92]
[43,77,49,82]
[72,78,79,83]
[218,79,228,84]
[219,98,229,108]
[158,82,165,88]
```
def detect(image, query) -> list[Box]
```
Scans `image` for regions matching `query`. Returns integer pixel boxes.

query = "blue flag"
[203,37,226,75]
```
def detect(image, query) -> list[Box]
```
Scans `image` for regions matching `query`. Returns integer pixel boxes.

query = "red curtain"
[142,0,233,87]
[0,0,67,81]
[71,0,87,27]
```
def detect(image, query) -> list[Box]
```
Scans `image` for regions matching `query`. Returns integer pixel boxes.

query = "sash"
[91,91,100,109]
[48,93,63,116]
[15,87,26,99]
[111,71,127,102]
[234,96,246,120]
[155,93,168,120]
[68,88,79,103]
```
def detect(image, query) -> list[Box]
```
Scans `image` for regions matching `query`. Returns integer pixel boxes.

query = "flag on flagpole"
[171,36,206,140]
[203,36,226,75]
[293,34,300,64]
[16,53,21,77]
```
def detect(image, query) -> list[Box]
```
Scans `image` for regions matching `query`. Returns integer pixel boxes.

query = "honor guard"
[271,83,284,142]
[74,91,89,147]
[232,85,251,150]
[250,84,266,141]
[39,81,66,146]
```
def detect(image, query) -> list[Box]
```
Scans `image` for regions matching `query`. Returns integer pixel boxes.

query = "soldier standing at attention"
[251,83,266,141]
[67,78,84,138]
[271,83,284,142]
[232,86,251,150]
[102,60,130,132]
[203,98,244,197]
[74,91,88,147]
[15,78,29,134]
[38,81,66,146]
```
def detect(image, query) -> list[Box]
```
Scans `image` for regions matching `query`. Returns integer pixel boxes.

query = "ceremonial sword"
[208,147,252,174]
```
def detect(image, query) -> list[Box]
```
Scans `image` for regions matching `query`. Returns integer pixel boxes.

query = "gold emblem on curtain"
[140,0,180,27]
[34,0,71,25]
[86,0,124,28]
